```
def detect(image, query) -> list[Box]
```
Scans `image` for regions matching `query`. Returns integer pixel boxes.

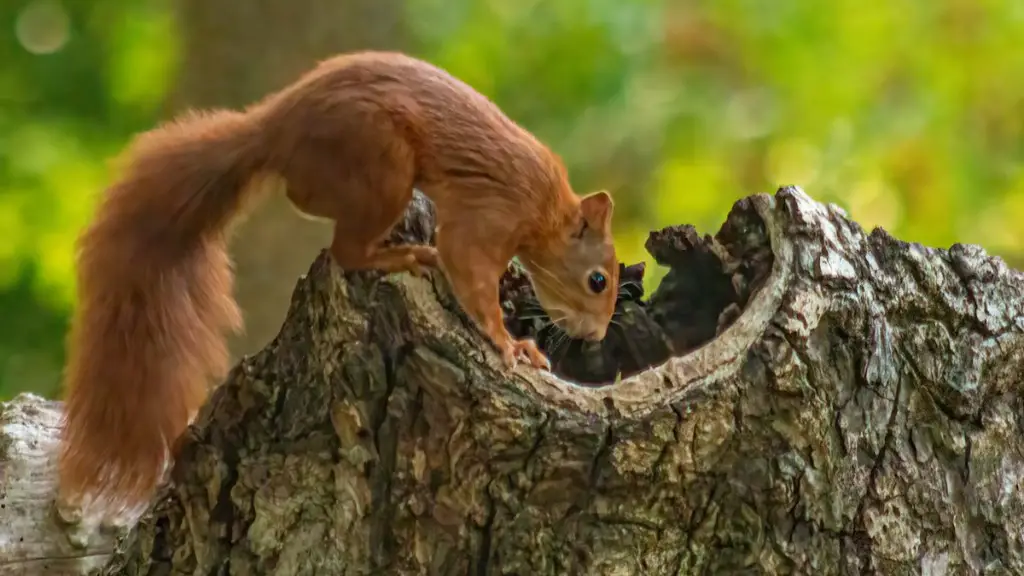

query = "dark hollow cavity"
[500,196,775,386]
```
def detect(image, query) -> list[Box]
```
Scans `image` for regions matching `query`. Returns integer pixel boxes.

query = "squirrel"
[58,50,619,519]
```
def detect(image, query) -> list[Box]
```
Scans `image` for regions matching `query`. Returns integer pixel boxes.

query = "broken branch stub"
[93,186,1024,574]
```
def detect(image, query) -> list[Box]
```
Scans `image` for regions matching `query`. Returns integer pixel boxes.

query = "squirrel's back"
[255,52,569,208]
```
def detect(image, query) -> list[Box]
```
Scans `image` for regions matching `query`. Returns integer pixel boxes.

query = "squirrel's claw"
[502,338,551,371]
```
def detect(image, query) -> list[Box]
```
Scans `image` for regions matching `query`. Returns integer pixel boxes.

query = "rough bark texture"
[5,187,1023,575]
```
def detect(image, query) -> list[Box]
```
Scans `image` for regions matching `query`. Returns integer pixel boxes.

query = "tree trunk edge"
[1,187,1022,576]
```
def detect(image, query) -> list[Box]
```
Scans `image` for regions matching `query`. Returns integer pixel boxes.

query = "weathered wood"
[0,395,118,576]
[3,186,1023,575]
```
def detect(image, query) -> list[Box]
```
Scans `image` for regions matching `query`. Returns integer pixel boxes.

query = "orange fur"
[59,51,618,518]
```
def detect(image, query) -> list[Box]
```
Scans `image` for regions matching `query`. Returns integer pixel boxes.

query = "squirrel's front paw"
[501,338,551,371]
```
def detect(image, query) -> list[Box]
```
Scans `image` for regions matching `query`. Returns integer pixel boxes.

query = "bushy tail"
[59,109,266,518]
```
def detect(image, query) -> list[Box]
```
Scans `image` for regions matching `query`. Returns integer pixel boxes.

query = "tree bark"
[106,186,1024,575]
[3,187,1023,575]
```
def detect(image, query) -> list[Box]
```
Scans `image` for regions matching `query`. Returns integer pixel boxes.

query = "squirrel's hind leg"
[282,114,439,276]
[324,147,438,275]
[328,186,439,276]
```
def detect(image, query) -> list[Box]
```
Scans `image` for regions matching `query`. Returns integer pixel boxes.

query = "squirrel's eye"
[587,271,607,294]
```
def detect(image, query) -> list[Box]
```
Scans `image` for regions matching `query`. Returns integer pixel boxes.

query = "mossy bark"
[104,187,1024,575]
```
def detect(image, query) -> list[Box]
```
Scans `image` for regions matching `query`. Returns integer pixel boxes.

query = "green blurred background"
[2,0,1022,399]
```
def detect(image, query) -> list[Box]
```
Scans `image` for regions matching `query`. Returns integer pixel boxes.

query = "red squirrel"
[58,51,619,519]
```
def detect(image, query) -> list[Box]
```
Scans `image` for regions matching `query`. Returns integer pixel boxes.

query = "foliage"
[1,0,177,397]
[2,0,1022,398]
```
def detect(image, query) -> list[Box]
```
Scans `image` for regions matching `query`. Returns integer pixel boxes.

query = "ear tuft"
[580,190,614,233]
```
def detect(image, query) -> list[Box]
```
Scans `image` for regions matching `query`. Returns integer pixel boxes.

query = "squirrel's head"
[522,190,619,342]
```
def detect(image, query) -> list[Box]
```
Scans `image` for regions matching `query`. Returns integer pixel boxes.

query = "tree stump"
[3,187,1022,575]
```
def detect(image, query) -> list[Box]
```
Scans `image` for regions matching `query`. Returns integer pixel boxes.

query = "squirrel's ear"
[580,190,614,233]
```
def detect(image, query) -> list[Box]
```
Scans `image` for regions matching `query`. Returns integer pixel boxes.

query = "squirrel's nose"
[581,325,606,342]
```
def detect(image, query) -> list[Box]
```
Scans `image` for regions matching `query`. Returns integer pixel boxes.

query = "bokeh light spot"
[15,0,71,55]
